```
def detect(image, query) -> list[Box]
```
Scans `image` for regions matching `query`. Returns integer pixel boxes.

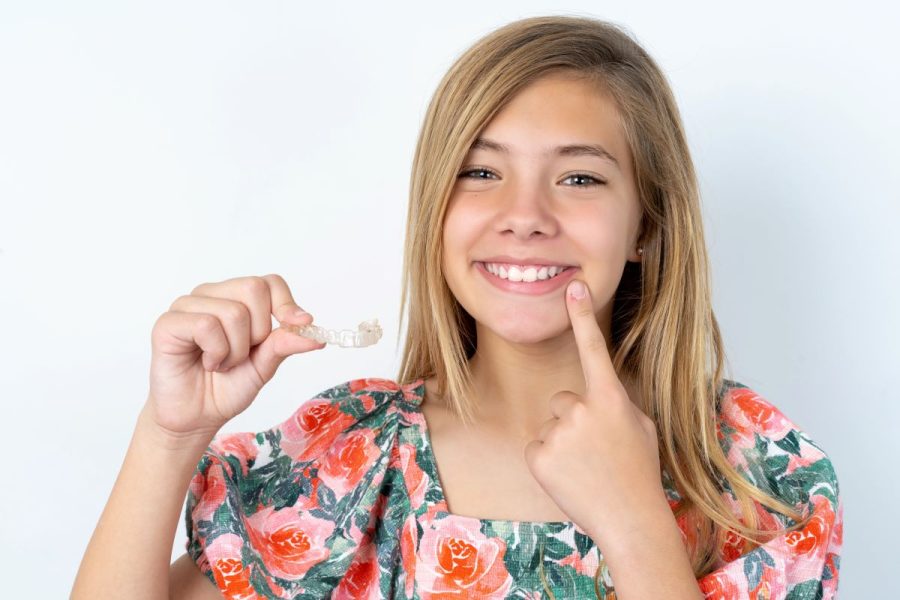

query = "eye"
[561,173,606,187]
[457,166,498,180]
[456,166,606,187]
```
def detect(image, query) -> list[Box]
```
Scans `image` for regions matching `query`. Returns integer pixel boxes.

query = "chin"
[483,321,566,345]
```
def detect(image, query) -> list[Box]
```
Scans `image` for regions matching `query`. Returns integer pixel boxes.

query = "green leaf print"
[343,395,368,420]
[316,483,337,512]
[258,457,302,509]
[540,536,571,561]
[212,500,237,533]
[742,548,775,590]
[775,430,802,456]
[573,530,593,558]
[799,457,839,507]
[263,429,282,459]
[718,420,738,455]
[784,578,822,600]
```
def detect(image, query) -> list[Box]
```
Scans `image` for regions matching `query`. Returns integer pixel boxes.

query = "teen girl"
[73,15,842,599]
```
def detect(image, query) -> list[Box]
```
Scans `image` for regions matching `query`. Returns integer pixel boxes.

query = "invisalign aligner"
[280,318,382,348]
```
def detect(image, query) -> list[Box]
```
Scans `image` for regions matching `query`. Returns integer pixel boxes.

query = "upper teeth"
[483,262,569,282]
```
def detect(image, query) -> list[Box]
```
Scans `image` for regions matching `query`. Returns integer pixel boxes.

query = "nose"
[494,182,559,240]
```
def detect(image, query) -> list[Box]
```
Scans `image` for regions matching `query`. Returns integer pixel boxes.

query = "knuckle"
[196,313,220,333]
[526,444,545,469]
[261,273,287,287]
[168,294,191,311]
[152,310,169,327]
[570,399,588,418]
[243,276,268,296]
[189,281,210,296]
[229,301,251,323]
[550,389,573,403]
[150,312,169,340]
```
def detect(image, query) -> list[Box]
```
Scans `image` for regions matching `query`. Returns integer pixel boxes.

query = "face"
[441,72,643,347]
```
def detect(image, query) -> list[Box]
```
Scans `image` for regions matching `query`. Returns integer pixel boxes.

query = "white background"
[1,1,896,597]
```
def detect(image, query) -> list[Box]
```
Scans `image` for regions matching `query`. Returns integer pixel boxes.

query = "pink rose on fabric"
[349,377,400,394]
[211,432,260,476]
[724,387,794,440]
[400,513,418,599]
[332,534,381,600]
[243,505,335,580]
[398,442,429,510]
[204,533,264,600]
[698,569,743,599]
[719,528,748,563]
[190,461,227,523]
[415,513,513,599]
[317,428,381,497]
[784,495,834,567]
[279,398,357,463]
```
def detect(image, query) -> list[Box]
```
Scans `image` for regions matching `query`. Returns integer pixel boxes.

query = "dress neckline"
[406,377,590,533]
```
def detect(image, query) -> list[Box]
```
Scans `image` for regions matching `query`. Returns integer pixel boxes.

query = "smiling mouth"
[477,262,574,283]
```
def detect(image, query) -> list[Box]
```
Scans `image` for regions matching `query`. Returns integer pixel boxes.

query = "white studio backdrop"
[1,1,896,597]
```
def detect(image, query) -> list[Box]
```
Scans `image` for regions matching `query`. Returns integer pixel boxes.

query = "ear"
[632,215,647,263]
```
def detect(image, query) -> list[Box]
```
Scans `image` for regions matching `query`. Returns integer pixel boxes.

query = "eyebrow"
[469,136,620,169]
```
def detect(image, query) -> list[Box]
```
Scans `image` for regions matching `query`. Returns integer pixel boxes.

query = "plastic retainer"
[280,318,382,348]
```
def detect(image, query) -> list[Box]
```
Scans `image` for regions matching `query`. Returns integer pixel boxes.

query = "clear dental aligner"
[280,318,382,348]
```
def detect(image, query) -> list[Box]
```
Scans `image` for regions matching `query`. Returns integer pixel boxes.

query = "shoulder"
[184,376,423,598]
[204,376,420,469]
[260,376,420,465]
[696,381,844,596]
[716,379,841,518]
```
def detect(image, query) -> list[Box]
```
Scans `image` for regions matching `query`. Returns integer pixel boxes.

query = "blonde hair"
[395,14,814,596]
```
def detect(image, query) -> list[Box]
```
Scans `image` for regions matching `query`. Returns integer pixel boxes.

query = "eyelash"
[457,166,607,187]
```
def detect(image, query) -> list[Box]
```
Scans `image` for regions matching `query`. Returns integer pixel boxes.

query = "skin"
[441,71,644,439]
[440,72,703,598]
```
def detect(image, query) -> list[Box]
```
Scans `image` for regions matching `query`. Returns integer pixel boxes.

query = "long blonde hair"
[394,14,814,595]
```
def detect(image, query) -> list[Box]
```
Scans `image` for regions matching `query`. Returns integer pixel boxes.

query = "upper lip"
[477,256,576,267]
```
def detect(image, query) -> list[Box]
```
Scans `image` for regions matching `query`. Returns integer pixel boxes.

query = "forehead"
[469,74,630,170]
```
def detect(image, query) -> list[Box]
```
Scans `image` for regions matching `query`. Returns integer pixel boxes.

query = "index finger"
[259,273,310,325]
[192,274,310,345]
[565,279,618,392]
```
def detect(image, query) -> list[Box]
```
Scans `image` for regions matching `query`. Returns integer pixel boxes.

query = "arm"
[593,502,704,600]
[71,402,218,600]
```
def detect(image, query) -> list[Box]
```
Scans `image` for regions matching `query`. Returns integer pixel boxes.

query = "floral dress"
[184,377,842,599]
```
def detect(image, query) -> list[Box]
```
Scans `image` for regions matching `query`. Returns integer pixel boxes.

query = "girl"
[73,15,842,599]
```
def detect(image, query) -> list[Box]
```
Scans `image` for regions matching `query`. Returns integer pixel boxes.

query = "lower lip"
[475,262,577,295]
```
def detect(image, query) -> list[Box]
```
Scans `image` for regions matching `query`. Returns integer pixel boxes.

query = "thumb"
[249,311,324,383]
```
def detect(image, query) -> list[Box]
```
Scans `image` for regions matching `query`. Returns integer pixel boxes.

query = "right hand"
[145,274,326,439]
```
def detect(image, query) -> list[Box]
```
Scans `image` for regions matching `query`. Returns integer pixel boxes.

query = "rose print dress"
[184,377,842,599]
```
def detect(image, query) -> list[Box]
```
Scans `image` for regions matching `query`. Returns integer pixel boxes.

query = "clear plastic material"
[279,318,382,348]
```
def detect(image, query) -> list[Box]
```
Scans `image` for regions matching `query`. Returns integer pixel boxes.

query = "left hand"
[523,278,671,549]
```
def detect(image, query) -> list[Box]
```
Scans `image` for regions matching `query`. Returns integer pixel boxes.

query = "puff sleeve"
[696,383,843,599]
[183,377,411,600]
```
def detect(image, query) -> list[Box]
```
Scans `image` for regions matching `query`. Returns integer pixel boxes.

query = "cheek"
[442,200,484,251]
[570,208,625,255]
[440,207,471,279]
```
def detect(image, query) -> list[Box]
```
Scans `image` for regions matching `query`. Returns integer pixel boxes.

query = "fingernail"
[568,280,586,300]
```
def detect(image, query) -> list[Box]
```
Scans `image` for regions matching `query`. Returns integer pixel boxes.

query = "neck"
[466,305,634,441]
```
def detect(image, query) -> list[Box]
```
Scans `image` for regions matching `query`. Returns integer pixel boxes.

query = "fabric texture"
[184,377,842,599]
